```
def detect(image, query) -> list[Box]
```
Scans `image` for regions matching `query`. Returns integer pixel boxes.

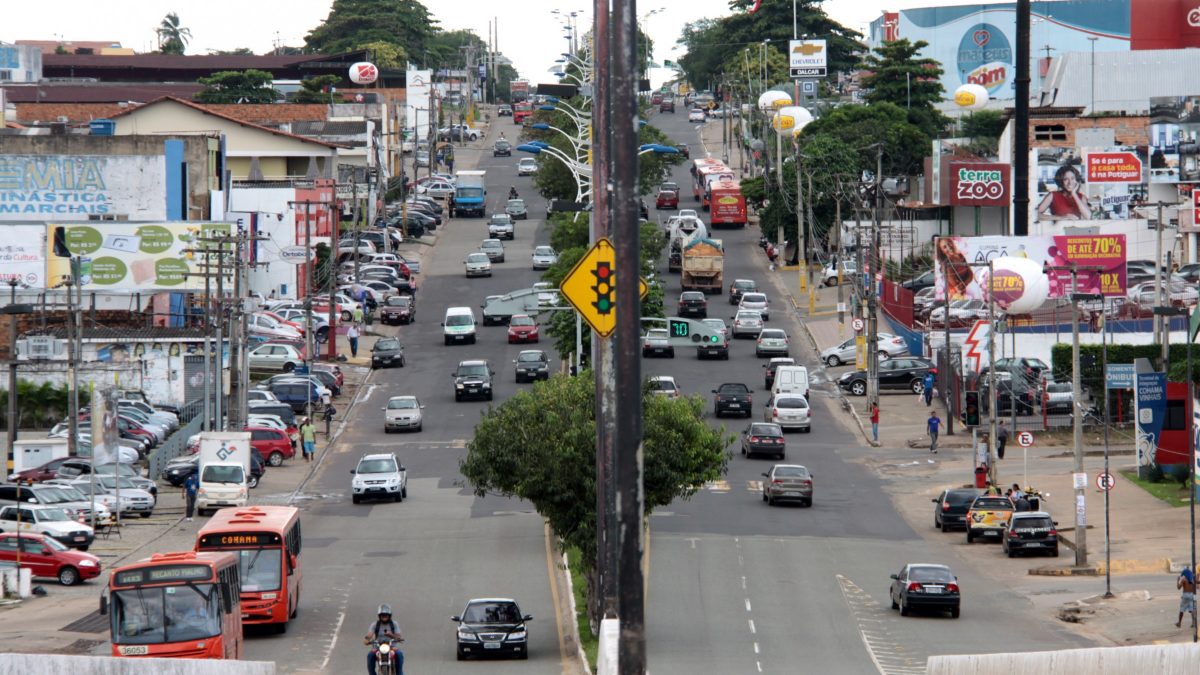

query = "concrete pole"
[64,274,77,457]
[988,261,998,485]
[7,280,19,457]
[1156,202,1166,366]
[214,236,225,431]
[867,144,883,412]
[1071,267,1088,567]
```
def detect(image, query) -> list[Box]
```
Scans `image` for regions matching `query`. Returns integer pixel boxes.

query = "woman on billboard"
[1036,164,1091,221]
[935,237,984,301]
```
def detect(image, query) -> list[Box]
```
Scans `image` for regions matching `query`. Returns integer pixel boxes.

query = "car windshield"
[773,466,809,478]
[111,583,221,645]
[511,316,535,326]
[946,490,981,504]
[742,294,766,303]
[651,379,676,391]
[95,463,138,477]
[386,296,410,307]
[376,339,402,350]
[54,486,88,502]
[446,314,474,326]
[1046,383,1072,393]
[736,311,760,321]
[520,159,536,167]
[760,330,786,339]
[490,215,510,224]
[775,397,808,409]
[518,352,546,363]
[646,329,668,339]
[734,281,755,290]
[534,247,555,256]
[463,602,522,624]
[750,424,780,436]
[97,477,140,491]
[507,200,524,209]
[703,320,725,330]
[466,253,489,263]
[458,364,489,377]
[1015,515,1054,528]
[681,292,704,301]
[482,241,501,249]
[201,464,245,484]
[386,399,418,410]
[358,458,399,473]
[31,487,70,504]
[908,566,955,583]
[33,507,71,522]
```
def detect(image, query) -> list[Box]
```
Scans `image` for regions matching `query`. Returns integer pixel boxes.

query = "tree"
[360,41,407,69]
[156,12,192,55]
[292,75,342,104]
[958,109,1005,157]
[196,70,280,104]
[858,39,950,139]
[305,0,437,57]
[459,371,730,629]
[209,47,255,56]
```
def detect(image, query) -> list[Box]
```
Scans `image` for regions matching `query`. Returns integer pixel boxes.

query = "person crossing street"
[927,411,941,453]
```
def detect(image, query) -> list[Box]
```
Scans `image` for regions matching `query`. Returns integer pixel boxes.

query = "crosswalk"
[701,479,765,493]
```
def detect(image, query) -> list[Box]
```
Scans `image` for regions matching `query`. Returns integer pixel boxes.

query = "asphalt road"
[244,118,564,674]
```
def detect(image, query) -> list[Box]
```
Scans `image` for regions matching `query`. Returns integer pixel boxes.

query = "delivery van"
[771,365,810,401]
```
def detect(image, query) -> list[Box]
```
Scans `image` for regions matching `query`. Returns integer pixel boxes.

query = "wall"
[0,654,274,675]
[226,190,302,298]
[927,642,1200,674]
[0,43,43,83]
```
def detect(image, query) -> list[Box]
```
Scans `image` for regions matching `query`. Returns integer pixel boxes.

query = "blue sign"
[1135,372,1167,465]
[956,23,1013,95]
[1105,364,1135,389]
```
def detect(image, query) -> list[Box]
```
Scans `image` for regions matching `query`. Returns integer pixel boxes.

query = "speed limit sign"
[852,318,865,332]
[1016,431,1034,448]
[1096,472,1115,491]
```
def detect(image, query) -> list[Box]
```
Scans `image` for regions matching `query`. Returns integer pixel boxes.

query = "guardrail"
[147,400,204,481]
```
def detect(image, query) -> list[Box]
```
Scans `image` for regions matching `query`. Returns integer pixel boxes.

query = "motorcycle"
[508,188,519,200]
[371,638,403,675]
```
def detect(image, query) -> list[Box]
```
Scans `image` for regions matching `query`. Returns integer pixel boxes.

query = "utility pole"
[987,261,997,484]
[867,144,883,413]
[188,234,232,431]
[6,279,22,457]
[63,272,77,458]
[1013,0,1031,235]
[1070,267,1086,567]
[1155,201,1166,366]
[228,231,243,430]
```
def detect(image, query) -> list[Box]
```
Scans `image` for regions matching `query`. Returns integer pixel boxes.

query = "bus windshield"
[111,584,220,645]
[238,549,282,593]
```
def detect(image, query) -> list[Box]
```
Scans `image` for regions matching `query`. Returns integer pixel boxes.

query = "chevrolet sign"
[789,39,827,78]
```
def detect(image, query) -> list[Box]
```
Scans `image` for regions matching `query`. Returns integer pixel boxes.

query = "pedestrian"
[300,417,316,462]
[870,403,880,443]
[985,481,1001,496]
[183,471,199,522]
[923,370,936,406]
[347,323,360,358]
[1010,483,1025,501]
[927,411,941,453]
[1178,567,1197,629]
[324,404,337,437]
[447,156,455,173]
[997,421,1009,460]
[353,304,364,328]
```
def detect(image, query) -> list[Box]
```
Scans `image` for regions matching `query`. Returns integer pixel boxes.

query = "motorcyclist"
[508,186,519,200]
[364,604,403,675]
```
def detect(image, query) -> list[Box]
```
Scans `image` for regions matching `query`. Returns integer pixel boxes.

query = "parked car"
[1042,382,1074,414]
[0,532,102,585]
[889,564,960,618]
[821,260,858,287]
[246,426,294,467]
[452,598,533,660]
[248,343,304,372]
[1002,511,1060,558]
[760,463,813,506]
[740,422,785,459]
[932,488,983,532]
[837,358,934,397]
[820,334,908,367]
[0,504,95,549]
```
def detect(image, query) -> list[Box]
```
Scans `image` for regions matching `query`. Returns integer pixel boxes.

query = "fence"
[146,399,204,481]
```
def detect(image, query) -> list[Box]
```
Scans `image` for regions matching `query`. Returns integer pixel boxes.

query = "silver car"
[820,333,909,367]
[382,395,424,432]
[518,158,537,176]
[464,252,492,277]
[738,293,770,321]
[755,328,789,358]
[761,464,813,506]
[505,199,528,220]
[764,394,811,432]
[731,309,764,339]
[480,238,506,263]
[488,213,515,240]
[248,343,304,372]
[532,246,558,270]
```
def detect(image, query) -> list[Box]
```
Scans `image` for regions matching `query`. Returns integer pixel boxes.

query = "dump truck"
[453,170,487,218]
[667,217,707,273]
[682,237,724,294]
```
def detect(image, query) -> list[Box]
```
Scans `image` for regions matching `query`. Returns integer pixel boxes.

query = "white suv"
[351,453,408,504]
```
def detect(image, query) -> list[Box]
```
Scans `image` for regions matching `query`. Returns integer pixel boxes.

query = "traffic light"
[964,391,980,426]
[591,262,613,314]
[668,318,690,338]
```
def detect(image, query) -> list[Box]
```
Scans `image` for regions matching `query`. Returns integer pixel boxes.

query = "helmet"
[377,604,392,616]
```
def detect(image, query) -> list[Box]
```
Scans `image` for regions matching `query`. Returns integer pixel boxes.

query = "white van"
[442,306,478,345]
[771,365,810,401]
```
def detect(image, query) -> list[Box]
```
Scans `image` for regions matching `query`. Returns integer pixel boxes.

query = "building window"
[0,70,11,81]
[88,214,129,221]
[1034,124,1067,141]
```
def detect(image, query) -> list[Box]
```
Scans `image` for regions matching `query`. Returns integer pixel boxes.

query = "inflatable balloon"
[954,83,989,110]
[988,256,1049,314]
[757,90,792,111]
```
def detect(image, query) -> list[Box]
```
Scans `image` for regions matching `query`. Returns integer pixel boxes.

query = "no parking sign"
[1016,431,1034,448]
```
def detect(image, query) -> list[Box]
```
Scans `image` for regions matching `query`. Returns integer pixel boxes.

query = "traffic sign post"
[1017,431,1034,448]
[559,237,648,338]
[852,318,865,333]
[1016,431,1034,493]
[1096,472,1115,491]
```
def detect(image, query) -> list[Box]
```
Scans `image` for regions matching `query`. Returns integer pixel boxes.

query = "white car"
[648,376,681,399]
[820,333,909,367]
[929,299,985,325]
[488,214,515,240]
[0,505,95,550]
[351,452,408,503]
[688,108,707,122]
[517,158,538,176]
[821,260,858,286]
[532,246,558,270]
[731,310,764,338]
[480,238,506,263]
[738,293,770,321]
[382,395,424,433]
[246,414,287,431]
[58,476,155,517]
[677,209,699,220]
[464,252,492,277]
[764,393,811,432]
[248,343,304,372]
[532,281,560,307]
[416,180,456,199]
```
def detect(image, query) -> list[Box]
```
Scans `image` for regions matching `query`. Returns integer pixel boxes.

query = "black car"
[740,422,785,459]
[900,270,936,294]
[454,360,494,401]
[763,358,795,389]
[837,358,934,397]
[1002,511,1059,558]
[371,337,406,368]
[493,140,512,157]
[889,564,960,618]
[514,350,550,383]
[452,598,532,660]
[980,375,1036,415]
[678,291,708,318]
[932,487,983,532]
[729,279,758,305]
[712,383,752,418]
[481,295,509,326]
[380,295,415,325]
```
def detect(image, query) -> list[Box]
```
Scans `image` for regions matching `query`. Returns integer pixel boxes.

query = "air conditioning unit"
[23,336,58,359]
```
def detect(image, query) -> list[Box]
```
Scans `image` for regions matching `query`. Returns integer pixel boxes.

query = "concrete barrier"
[927,643,1200,675]
[0,654,274,674]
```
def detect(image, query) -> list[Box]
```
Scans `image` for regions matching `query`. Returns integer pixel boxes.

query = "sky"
[2,0,998,83]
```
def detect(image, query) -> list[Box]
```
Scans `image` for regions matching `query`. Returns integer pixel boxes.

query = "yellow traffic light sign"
[560,237,648,338]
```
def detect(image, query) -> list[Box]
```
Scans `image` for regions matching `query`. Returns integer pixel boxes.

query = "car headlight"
[456,384,465,390]
[506,630,527,641]
[457,630,478,641]
[237,488,247,498]
[196,488,207,498]
[481,383,491,389]
[78,559,98,567]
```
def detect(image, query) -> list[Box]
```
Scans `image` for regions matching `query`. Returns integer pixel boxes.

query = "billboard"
[934,234,1128,303]
[0,224,48,288]
[1034,146,1147,224]
[1148,95,1200,184]
[46,222,232,291]
[0,155,167,222]
[948,162,1010,206]
[789,39,828,78]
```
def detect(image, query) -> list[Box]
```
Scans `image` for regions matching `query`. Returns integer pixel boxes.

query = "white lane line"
[318,604,347,672]
[835,574,928,675]
[748,618,756,634]
[362,383,378,402]
[754,642,760,654]
[745,598,752,612]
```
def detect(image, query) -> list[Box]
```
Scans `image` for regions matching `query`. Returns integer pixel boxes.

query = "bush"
[1147,463,1165,483]
[0,380,89,429]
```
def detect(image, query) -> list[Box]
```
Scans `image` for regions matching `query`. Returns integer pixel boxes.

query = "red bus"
[709,179,747,227]
[513,102,533,125]
[690,158,727,202]
[104,551,242,659]
[196,505,302,632]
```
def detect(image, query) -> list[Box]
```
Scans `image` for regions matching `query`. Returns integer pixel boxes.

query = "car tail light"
[1048,528,1057,537]
[906,582,923,592]
[747,395,752,404]
[946,583,960,593]
[800,479,811,486]
[1008,530,1018,538]
[772,408,780,418]
[942,502,951,511]
[772,479,785,485]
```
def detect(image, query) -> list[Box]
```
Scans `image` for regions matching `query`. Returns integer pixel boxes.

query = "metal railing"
[147,399,204,481]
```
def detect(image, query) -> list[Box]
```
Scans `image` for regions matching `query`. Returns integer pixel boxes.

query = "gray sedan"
[820,333,909,367]
[505,198,528,220]
[761,464,813,507]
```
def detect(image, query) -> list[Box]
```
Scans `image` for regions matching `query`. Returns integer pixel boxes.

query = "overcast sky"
[3,1,995,82]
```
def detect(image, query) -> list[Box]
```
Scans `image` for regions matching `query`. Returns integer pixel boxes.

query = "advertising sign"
[788,39,827,78]
[1148,94,1200,184]
[90,388,120,466]
[934,234,1127,302]
[46,222,232,291]
[0,224,47,287]
[1135,371,1168,466]
[1084,150,1143,183]
[1193,187,1200,227]
[949,162,1010,206]
[1035,146,1147,223]
[0,155,167,222]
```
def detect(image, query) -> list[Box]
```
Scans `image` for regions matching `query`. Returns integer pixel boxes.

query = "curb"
[1029,557,1171,576]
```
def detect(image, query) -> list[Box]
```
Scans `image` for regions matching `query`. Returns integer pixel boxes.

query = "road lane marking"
[745,598,752,612]
[836,574,927,675]
[747,618,756,634]
[707,479,730,492]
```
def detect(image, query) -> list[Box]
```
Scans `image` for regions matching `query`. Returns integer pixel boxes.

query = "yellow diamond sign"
[559,237,649,338]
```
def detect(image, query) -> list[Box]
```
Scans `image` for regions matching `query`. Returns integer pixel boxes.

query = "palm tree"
[156,12,192,55]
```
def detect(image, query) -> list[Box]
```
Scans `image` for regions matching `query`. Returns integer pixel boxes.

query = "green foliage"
[210,48,255,56]
[292,75,341,104]
[799,101,931,176]
[858,39,950,139]
[0,381,90,429]
[459,371,731,574]
[359,41,408,69]
[156,12,192,55]
[305,0,437,57]
[196,70,280,104]
[719,45,789,90]
[961,110,1005,139]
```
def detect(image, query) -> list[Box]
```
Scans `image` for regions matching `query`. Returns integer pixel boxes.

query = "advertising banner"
[934,234,1127,303]
[1148,95,1200,184]
[1035,146,1147,223]
[948,162,1010,206]
[1135,371,1168,466]
[788,39,828,78]
[46,222,232,291]
[0,224,48,287]
[90,388,121,466]
[0,155,167,221]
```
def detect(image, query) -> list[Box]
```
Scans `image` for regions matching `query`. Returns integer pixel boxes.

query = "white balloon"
[954,83,989,110]
[349,62,379,85]
[757,90,792,111]
[989,256,1049,314]
[772,105,813,135]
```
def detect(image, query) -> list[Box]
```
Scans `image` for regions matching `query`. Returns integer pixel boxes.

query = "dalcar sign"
[949,161,1010,206]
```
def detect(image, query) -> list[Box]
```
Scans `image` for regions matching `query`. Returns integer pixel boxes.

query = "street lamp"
[530,122,589,160]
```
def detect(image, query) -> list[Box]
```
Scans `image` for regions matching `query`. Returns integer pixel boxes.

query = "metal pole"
[229,232,242,430]
[867,145,882,412]
[203,257,212,432]
[944,285,954,436]
[1013,0,1031,235]
[7,280,19,458]
[612,0,646,669]
[796,149,806,292]
[988,261,997,485]
[304,202,314,424]
[1156,202,1166,365]
[64,273,77,457]
[214,236,225,431]
[1103,298,1113,598]
[1071,267,1088,566]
